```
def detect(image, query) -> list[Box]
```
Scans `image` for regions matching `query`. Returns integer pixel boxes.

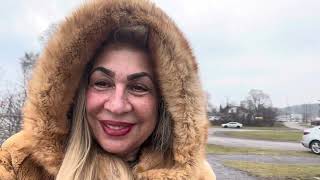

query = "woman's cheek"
[135,96,158,118]
[86,90,103,113]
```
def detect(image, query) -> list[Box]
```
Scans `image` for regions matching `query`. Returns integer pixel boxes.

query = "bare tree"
[0,90,25,144]
[240,89,276,126]
[205,92,217,116]
[246,89,272,113]
[39,23,58,46]
[20,52,38,95]
[0,53,37,144]
[0,23,53,144]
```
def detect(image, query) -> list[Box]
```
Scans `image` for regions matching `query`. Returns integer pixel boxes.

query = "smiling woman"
[56,27,170,179]
[0,0,215,179]
[86,39,159,160]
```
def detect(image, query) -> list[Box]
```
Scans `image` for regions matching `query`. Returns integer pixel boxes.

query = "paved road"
[211,154,320,164]
[207,127,307,151]
[207,135,307,151]
[283,121,307,130]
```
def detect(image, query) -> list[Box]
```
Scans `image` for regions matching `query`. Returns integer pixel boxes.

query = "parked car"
[301,126,320,154]
[221,122,243,128]
[311,121,320,126]
[208,116,220,121]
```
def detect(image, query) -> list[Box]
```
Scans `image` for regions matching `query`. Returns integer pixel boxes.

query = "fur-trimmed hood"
[12,0,212,179]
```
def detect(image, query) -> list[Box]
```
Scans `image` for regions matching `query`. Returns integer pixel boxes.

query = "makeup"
[99,120,135,136]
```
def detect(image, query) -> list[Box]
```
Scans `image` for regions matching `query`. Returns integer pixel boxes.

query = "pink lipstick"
[100,120,134,136]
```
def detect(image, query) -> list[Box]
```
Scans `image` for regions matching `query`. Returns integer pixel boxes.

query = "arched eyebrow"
[90,67,153,82]
[127,72,153,82]
[90,67,115,78]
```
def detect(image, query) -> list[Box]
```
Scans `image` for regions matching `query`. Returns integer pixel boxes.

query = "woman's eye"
[129,84,150,94]
[92,80,113,90]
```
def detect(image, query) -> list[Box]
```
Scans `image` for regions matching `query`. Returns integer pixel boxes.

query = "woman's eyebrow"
[90,67,115,77]
[127,72,153,82]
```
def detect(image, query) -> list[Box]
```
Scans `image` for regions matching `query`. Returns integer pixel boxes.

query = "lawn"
[223,160,320,180]
[243,126,292,130]
[211,122,292,130]
[220,130,302,142]
[206,144,315,157]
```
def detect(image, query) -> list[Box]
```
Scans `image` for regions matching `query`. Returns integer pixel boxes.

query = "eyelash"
[95,81,113,88]
[128,84,150,94]
[90,79,151,94]
[90,80,113,91]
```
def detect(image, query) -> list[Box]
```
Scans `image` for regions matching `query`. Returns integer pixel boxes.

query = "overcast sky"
[1,0,319,108]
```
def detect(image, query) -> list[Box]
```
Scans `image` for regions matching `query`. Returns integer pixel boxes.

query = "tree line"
[208,89,278,127]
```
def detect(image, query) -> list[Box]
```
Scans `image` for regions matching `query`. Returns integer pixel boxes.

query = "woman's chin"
[99,140,133,156]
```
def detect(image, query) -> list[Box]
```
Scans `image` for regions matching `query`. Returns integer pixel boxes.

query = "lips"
[100,120,135,136]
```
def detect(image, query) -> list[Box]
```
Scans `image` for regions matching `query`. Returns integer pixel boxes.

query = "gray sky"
[1,0,319,108]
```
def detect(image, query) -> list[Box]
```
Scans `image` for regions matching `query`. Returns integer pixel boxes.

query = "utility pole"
[225,96,229,107]
[304,104,307,123]
[285,97,290,121]
[306,103,309,123]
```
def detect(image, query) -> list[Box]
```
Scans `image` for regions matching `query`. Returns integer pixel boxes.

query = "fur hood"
[6,0,212,179]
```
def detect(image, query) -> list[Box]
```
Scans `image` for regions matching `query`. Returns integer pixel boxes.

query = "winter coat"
[0,0,215,179]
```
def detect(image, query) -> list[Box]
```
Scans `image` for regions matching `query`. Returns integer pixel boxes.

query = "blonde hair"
[56,25,173,179]
[56,80,133,180]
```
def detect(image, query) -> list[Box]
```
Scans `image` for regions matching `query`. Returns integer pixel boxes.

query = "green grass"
[211,125,289,130]
[206,144,316,157]
[223,160,320,180]
[211,122,290,129]
[244,122,291,130]
[221,130,302,142]
[243,126,292,130]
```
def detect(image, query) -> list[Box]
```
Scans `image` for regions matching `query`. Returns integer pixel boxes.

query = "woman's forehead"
[92,47,154,77]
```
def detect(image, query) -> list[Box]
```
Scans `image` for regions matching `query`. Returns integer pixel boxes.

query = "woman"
[0,0,215,179]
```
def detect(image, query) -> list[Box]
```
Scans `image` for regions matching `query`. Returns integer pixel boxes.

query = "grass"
[220,130,302,142]
[211,125,290,130]
[223,160,320,180]
[245,122,292,130]
[211,122,302,131]
[243,126,292,130]
[206,144,316,157]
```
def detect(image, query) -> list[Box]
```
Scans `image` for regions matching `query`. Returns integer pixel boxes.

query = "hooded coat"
[0,0,215,179]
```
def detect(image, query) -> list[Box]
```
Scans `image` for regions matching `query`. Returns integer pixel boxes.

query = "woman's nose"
[104,87,132,114]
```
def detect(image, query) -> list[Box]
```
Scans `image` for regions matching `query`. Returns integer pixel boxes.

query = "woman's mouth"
[100,120,134,136]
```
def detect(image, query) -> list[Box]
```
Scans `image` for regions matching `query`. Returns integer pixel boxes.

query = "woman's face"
[86,46,158,158]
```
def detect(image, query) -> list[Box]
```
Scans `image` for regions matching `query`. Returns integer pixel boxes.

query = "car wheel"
[236,126,240,128]
[310,140,320,154]
[223,126,227,128]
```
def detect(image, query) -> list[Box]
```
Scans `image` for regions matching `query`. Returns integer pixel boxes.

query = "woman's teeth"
[106,124,126,130]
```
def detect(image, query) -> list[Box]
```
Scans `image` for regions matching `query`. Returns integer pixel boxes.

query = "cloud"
[0,0,84,51]
[1,0,319,107]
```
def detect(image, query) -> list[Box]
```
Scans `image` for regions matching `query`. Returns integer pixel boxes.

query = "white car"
[221,122,243,128]
[208,116,220,121]
[301,126,320,154]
